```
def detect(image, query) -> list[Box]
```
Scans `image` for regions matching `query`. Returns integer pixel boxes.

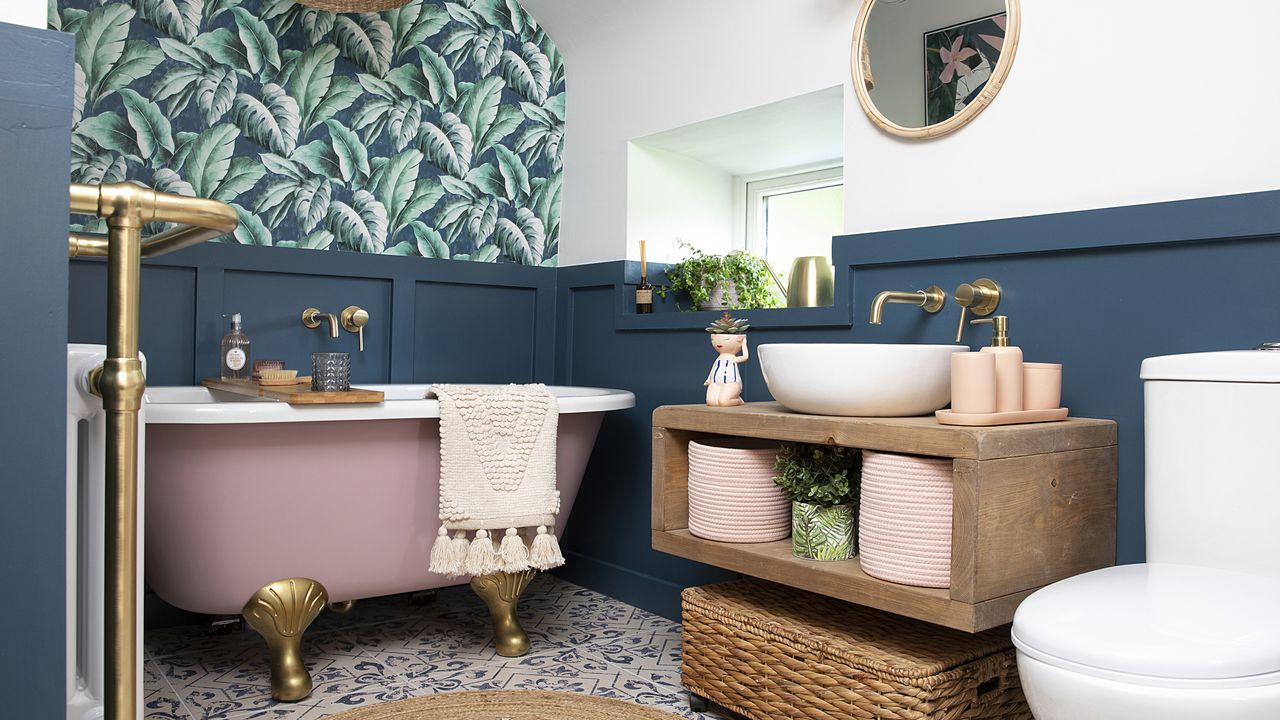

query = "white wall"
[524,0,1280,264]
[845,0,1280,235]
[627,144,735,263]
[0,0,46,28]
[524,0,857,265]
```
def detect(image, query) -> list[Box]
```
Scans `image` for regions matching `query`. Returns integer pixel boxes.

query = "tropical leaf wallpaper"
[50,0,564,265]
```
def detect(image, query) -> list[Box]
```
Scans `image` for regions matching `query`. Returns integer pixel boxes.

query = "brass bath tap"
[302,308,340,338]
[868,286,946,324]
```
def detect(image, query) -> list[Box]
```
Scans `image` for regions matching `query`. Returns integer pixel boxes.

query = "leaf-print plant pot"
[698,280,739,311]
[791,501,856,561]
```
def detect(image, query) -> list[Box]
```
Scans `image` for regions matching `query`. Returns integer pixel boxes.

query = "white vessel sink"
[757,343,967,417]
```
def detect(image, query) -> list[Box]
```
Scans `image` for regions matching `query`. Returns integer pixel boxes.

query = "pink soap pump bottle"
[970,315,1022,412]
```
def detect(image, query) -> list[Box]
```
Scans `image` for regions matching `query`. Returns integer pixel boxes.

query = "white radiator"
[66,344,144,720]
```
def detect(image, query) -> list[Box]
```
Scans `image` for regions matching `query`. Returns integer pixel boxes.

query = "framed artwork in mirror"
[924,13,1008,125]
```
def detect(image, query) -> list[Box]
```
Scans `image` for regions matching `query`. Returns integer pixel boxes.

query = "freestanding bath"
[143,384,634,700]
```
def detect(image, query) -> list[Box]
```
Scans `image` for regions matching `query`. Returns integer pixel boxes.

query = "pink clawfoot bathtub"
[142,384,633,699]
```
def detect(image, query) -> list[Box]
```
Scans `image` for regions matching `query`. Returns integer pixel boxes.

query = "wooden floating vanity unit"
[651,402,1118,632]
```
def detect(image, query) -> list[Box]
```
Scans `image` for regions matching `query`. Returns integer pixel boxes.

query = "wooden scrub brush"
[258,369,309,386]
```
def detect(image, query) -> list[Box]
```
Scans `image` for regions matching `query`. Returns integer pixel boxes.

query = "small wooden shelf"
[651,403,1118,633]
[652,529,1028,633]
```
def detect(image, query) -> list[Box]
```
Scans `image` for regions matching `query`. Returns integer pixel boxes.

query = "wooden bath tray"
[202,378,385,405]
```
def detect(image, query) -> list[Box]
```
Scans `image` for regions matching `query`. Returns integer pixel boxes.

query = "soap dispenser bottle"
[220,313,251,380]
[970,315,1022,412]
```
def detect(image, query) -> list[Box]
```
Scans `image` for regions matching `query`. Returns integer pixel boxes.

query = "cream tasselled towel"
[427,384,564,577]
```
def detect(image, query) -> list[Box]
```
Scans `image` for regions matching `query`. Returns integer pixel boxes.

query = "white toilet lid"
[1012,563,1280,687]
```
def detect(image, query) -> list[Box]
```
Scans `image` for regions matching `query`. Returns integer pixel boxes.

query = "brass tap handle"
[953,279,1001,342]
[341,306,369,352]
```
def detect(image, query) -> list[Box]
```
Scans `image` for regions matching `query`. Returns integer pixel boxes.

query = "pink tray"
[935,407,1069,427]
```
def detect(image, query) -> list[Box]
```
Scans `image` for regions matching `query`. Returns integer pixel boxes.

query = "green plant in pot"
[773,443,861,561]
[655,241,782,311]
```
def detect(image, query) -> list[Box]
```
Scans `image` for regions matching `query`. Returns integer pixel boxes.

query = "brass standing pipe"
[69,182,237,720]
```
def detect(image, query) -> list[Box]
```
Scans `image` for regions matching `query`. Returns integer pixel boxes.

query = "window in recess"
[744,166,843,281]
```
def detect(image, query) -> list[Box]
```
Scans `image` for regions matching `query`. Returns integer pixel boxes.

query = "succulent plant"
[705,312,750,334]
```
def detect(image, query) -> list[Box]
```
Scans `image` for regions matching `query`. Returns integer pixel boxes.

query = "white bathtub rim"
[144,384,635,424]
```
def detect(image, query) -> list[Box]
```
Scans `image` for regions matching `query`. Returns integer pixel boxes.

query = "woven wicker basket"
[681,580,1031,720]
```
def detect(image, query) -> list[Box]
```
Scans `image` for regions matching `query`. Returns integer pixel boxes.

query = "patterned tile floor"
[144,575,730,719]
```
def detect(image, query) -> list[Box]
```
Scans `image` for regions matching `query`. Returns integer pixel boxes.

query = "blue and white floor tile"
[145,576,729,719]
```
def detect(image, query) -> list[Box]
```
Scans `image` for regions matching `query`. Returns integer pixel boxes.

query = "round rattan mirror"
[851,0,1020,139]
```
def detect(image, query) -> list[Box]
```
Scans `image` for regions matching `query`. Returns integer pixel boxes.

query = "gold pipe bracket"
[69,232,110,258]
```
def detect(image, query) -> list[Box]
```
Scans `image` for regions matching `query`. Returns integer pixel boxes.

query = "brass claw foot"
[471,569,536,657]
[242,578,328,702]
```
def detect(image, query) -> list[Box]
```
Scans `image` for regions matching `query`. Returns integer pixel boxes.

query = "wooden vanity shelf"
[651,402,1117,632]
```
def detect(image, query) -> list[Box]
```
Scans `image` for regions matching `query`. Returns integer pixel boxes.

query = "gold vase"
[785,256,835,307]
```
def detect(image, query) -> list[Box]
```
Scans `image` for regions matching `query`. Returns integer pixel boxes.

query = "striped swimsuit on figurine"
[708,358,740,385]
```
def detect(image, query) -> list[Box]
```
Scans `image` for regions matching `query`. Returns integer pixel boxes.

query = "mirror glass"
[854,0,1018,138]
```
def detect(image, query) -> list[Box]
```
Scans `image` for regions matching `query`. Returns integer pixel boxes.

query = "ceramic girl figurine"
[704,313,750,407]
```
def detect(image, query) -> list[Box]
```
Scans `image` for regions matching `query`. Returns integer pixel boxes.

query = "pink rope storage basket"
[688,438,789,543]
[858,450,953,588]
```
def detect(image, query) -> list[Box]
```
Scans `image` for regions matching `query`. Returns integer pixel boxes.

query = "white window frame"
[737,163,843,260]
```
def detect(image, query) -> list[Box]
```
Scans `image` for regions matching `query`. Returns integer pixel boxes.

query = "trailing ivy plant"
[654,241,781,311]
[773,443,861,507]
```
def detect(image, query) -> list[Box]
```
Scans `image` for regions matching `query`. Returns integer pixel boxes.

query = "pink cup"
[1023,362,1062,410]
[950,351,996,414]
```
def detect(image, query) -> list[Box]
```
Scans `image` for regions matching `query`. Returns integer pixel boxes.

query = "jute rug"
[328,690,683,720]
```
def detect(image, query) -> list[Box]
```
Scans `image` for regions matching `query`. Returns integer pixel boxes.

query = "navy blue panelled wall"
[0,22,75,720]
[65,190,1280,627]
[556,191,1280,618]
[68,244,558,387]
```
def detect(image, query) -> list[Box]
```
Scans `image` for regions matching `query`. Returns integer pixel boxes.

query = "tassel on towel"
[530,525,565,570]
[466,529,502,576]
[500,528,531,571]
[429,527,454,574]
[429,528,473,576]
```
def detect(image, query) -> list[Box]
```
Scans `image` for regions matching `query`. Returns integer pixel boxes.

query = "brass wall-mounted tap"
[868,286,946,325]
[301,307,340,338]
[340,306,369,351]
[953,279,1002,342]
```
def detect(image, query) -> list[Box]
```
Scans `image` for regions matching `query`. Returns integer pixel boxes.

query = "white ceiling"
[630,85,844,177]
